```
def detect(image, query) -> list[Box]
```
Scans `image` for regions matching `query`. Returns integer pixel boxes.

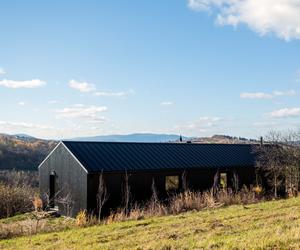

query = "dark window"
[165,176,179,191]
[220,172,227,189]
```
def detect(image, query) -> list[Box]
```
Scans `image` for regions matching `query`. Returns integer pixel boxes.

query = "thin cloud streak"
[240,90,296,99]
[0,79,46,88]
[269,107,300,118]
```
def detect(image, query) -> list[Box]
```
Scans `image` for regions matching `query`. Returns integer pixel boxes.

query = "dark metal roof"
[62,141,256,173]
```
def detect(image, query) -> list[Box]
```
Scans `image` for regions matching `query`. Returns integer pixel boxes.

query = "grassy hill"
[1,197,300,249]
[0,134,57,171]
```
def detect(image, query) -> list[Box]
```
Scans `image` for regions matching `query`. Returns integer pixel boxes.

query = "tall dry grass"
[104,187,263,224]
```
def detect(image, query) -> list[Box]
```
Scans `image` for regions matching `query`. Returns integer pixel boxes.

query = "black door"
[49,174,55,208]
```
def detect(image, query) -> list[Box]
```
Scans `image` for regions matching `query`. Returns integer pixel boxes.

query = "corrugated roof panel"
[62,141,256,173]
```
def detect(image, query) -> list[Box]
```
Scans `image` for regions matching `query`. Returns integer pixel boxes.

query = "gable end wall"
[39,143,87,217]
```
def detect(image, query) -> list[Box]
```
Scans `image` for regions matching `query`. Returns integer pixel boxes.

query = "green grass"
[0,213,32,224]
[1,198,300,249]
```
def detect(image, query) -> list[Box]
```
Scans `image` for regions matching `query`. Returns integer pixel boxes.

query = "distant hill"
[190,134,259,144]
[13,134,37,141]
[0,133,259,171]
[0,134,57,171]
[71,133,190,142]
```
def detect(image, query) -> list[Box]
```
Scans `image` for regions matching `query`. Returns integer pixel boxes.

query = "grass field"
[1,197,300,249]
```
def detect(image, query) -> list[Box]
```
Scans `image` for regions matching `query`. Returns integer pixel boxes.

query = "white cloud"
[175,116,222,133]
[18,101,25,106]
[0,121,50,130]
[240,90,295,99]
[0,68,6,75]
[55,104,107,120]
[269,107,300,118]
[160,101,174,106]
[69,80,96,93]
[187,0,300,41]
[0,79,46,88]
[0,119,112,140]
[94,89,134,98]
[240,92,273,99]
[69,79,134,98]
[273,90,296,96]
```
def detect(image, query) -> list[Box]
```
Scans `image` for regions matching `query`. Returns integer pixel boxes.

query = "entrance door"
[49,174,55,208]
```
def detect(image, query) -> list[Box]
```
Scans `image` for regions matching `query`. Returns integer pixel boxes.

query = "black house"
[39,141,257,217]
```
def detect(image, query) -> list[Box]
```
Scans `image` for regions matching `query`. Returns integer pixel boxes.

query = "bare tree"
[151,178,158,203]
[123,171,131,215]
[181,171,187,191]
[56,184,74,217]
[256,130,300,198]
[41,184,73,216]
[96,170,108,220]
[232,172,239,193]
[212,171,219,196]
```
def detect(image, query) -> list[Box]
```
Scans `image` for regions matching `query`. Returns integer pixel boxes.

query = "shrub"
[0,183,35,218]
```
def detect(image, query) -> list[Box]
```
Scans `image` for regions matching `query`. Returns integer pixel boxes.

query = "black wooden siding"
[39,143,87,217]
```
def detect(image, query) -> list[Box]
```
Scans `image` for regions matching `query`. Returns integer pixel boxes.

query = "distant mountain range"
[0,133,259,171]
[71,133,190,142]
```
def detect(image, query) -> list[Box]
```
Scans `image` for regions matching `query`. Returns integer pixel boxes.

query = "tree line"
[255,129,300,198]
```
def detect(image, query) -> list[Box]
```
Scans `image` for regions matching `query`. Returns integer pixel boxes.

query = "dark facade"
[39,141,257,217]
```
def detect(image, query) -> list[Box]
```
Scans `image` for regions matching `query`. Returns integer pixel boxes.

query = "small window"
[165,176,179,191]
[220,172,227,189]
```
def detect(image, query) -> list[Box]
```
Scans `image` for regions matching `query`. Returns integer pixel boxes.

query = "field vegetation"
[1,129,300,249]
[1,197,300,249]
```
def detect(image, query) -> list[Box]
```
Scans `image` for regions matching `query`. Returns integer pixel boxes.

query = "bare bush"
[0,183,35,218]
[0,170,38,187]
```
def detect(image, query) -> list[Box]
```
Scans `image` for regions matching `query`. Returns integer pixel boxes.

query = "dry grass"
[105,187,262,223]
[1,197,300,249]
[0,212,75,240]
[0,187,263,240]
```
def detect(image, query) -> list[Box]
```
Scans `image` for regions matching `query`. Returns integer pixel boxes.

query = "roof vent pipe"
[260,136,263,146]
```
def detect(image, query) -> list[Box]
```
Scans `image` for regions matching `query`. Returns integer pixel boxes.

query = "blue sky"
[1,0,300,139]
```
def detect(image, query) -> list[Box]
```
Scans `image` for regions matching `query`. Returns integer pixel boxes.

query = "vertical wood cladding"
[39,143,87,217]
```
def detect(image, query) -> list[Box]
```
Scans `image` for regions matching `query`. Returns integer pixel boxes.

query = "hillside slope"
[1,198,300,249]
[0,134,57,171]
